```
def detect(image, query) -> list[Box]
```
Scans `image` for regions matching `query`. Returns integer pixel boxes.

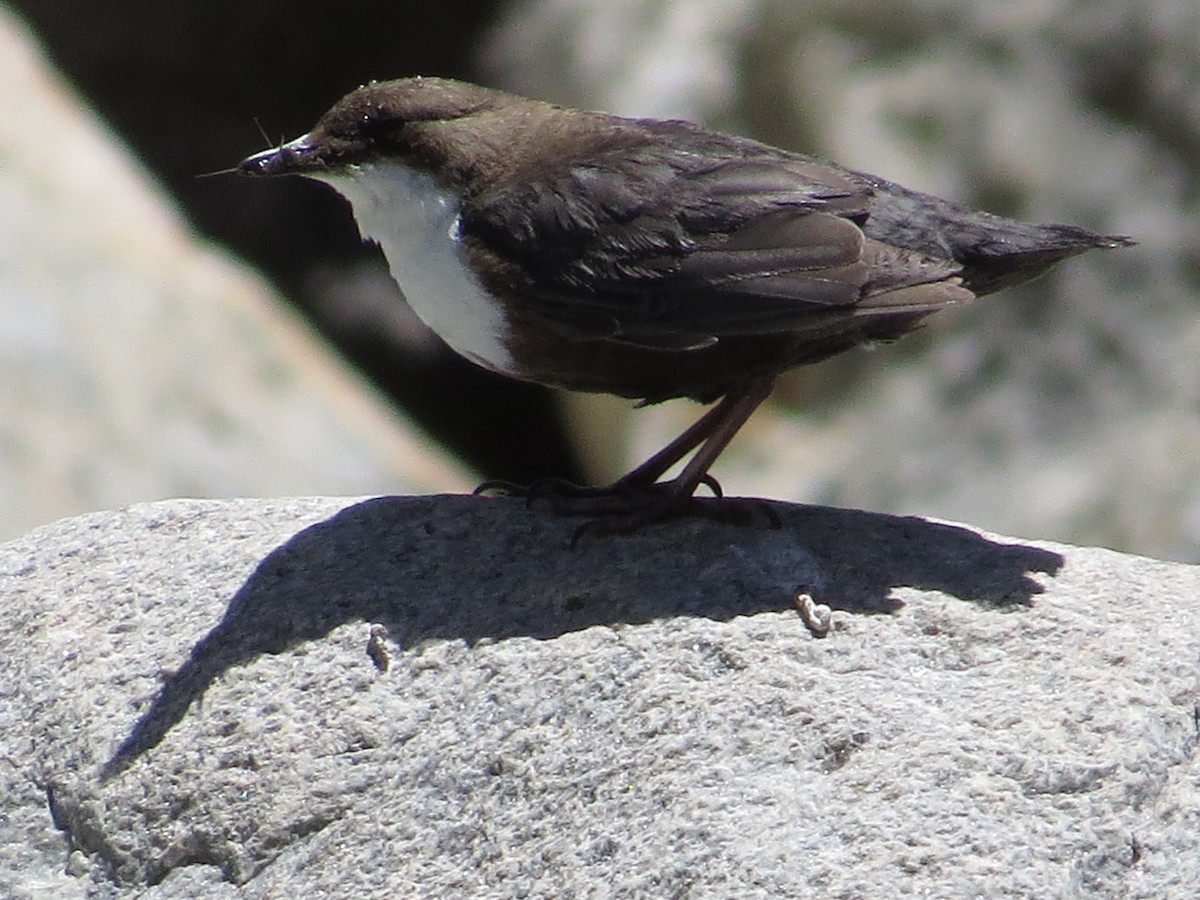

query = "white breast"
[310,161,515,374]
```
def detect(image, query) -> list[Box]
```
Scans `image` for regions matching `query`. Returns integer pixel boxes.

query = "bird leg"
[476,388,739,501]
[479,377,777,538]
[609,388,762,490]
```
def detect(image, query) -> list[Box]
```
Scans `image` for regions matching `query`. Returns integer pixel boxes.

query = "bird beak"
[238,135,319,177]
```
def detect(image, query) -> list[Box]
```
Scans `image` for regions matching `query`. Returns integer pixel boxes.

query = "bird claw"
[697,474,724,498]
[475,473,771,543]
[473,478,528,497]
[566,489,692,546]
[473,477,611,508]
[567,492,780,545]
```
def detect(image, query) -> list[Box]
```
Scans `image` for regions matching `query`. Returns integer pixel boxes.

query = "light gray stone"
[2,496,1197,897]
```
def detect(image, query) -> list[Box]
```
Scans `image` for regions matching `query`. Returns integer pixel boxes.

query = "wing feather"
[459,127,971,348]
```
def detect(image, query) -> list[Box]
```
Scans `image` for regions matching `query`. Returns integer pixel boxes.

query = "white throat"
[310,159,514,374]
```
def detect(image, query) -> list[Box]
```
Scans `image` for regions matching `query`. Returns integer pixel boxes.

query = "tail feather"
[856,171,1134,295]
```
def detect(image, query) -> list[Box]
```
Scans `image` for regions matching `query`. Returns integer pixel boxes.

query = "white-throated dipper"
[239,76,1132,534]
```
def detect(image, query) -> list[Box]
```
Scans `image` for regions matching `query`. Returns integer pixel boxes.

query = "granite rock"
[1,496,1197,897]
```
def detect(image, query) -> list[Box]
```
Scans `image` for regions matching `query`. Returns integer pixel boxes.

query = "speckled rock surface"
[2,496,1197,897]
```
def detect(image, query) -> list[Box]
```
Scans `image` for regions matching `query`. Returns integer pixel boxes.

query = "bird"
[239,76,1132,534]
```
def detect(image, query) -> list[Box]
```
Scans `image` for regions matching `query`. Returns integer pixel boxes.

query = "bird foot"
[566,492,780,546]
[474,475,776,543]
[474,476,639,508]
[475,473,722,505]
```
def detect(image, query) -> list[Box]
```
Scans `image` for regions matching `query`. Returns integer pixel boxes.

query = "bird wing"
[459,126,970,349]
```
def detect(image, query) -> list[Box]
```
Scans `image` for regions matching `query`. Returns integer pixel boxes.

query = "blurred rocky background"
[2,0,1196,560]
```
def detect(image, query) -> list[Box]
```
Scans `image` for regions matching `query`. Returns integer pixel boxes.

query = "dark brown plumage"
[240,77,1132,533]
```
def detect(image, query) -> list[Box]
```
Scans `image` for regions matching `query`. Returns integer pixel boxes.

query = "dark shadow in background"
[103,495,1063,776]
[8,0,580,485]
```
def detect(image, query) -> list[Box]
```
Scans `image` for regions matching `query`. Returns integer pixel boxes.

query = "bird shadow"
[102,494,1062,776]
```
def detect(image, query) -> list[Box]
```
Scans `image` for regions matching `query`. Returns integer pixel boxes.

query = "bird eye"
[358,106,403,142]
